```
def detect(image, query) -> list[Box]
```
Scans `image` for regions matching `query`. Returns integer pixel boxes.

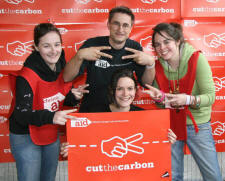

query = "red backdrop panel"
[0,0,116,24]
[210,61,225,112]
[0,115,14,162]
[209,61,225,152]
[182,19,225,61]
[0,24,33,71]
[211,112,225,152]
[0,72,12,114]
[56,23,109,61]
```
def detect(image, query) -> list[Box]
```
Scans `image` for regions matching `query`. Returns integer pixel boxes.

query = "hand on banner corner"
[53,109,77,125]
[60,142,69,158]
[167,129,177,144]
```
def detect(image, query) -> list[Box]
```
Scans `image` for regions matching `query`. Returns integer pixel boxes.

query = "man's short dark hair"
[108,6,135,25]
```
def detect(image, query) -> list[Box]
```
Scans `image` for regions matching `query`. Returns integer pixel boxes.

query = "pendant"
[173,90,179,94]
[173,86,180,94]
[170,87,180,112]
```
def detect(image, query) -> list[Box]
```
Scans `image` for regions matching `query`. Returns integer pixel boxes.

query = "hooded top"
[153,42,215,125]
[9,50,78,134]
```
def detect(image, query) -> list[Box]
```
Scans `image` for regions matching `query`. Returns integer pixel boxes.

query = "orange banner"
[67,110,171,181]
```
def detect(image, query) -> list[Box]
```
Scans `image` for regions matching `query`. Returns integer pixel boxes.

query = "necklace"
[167,43,184,94]
[167,44,184,112]
[167,61,180,94]
[168,63,181,112]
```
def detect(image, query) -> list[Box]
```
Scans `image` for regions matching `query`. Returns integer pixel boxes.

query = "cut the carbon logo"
[213,77,225,92]
[4,0,34,5]
[2,0,42,15]
[204,33,225,48]
[85,161,154,172]
[7,40,33,56]
[141,0,168,4]
[75,0,102,4]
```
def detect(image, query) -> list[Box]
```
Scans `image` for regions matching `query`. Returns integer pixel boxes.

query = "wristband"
[185,95,191,105]
[146,62,155,69]
[153,90,165,103]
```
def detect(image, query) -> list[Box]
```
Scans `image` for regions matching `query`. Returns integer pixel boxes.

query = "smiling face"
[114,77,136,109]
[107,12,133,48]
[153,31,180,63]
[34,31,62,70]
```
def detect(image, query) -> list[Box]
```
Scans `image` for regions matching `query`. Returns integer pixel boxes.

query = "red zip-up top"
[155,51,200,140]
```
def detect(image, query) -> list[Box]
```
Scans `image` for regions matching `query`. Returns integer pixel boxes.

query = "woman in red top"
[9,23,88,181]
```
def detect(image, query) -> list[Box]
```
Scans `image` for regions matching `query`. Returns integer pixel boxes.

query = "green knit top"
[153,42,215,125]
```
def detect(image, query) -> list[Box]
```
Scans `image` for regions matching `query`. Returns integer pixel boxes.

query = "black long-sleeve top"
[9,50,79,134]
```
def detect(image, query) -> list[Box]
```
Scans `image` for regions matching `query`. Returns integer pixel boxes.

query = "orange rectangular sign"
[67,110,171,181]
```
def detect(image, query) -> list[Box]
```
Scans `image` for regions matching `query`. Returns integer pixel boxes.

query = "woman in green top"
[145,22,222,181]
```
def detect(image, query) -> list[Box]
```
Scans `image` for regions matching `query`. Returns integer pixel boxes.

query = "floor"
[0,152,225,181]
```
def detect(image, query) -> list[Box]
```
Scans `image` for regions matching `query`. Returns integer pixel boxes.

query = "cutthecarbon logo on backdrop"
[61,0,109,14]
[7,40,33,56]
[0,116,7,124]
[214,77,225,92]
[192,0,225,13]
[0,40,33,68]
[204,33,225,49]
[131,0,174,14]
[1,0,42,14]
[183,20,225,59]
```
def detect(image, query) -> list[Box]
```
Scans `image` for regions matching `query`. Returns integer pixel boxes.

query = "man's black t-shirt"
[78,36,145,112]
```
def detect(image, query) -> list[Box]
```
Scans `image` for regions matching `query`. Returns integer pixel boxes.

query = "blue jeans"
[171,122,223,181]
[10,133,60,181]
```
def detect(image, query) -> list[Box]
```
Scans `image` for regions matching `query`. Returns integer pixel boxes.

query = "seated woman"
[60,69,176,157]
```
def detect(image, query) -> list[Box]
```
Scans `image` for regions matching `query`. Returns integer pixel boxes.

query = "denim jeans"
[10,133,60,181]
[171,122,223,181]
